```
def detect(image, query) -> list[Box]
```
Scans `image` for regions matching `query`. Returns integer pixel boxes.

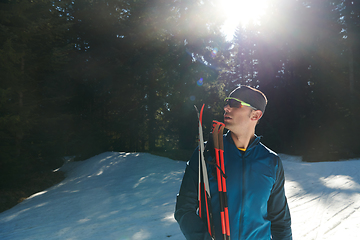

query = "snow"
[1,151,360,239]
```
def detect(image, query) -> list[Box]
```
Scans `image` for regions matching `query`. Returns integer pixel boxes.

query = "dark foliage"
[1,0,360,202]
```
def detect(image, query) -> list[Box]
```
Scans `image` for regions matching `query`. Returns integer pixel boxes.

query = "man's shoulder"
[258,142,279,156]
[253,143,285,177]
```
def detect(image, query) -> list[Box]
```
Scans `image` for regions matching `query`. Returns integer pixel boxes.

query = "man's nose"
[224,104,231,112]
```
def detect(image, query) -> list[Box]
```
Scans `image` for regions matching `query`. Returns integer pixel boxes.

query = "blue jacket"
[175,132,292,240]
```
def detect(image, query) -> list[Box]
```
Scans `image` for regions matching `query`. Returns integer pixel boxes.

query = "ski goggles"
[224,97,257,110]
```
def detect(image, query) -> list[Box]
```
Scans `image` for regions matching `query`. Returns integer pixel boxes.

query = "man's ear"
[251,110,263,121]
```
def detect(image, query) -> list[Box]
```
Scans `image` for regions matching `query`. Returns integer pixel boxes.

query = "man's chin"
[224,121,233,130]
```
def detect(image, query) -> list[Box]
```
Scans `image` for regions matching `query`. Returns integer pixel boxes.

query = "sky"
[0,151,360,239]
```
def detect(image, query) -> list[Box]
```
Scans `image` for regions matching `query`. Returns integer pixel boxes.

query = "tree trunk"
[147,80,157,152]
[349,46,354,94]
[16,56,25,157]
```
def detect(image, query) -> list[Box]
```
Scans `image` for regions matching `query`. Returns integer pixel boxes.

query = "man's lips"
[224,115,232,120]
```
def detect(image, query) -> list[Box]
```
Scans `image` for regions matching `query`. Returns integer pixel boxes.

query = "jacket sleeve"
[267,157,292,240]
[174,148,213,240]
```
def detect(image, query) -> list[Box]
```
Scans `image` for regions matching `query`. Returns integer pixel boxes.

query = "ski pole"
[212,120,230,240]
[218,122,230,239]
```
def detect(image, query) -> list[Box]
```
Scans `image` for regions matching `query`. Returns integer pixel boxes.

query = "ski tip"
[194,105,198,112]
[199,104,205,124]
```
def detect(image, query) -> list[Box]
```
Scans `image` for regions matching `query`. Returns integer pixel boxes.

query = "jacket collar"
[225,130,262,151]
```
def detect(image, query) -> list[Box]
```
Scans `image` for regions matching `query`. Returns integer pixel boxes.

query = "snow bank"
[0,152,185,240]
[282,156,360,240]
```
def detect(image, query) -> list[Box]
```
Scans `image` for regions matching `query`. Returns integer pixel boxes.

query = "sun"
[219,0,270,40]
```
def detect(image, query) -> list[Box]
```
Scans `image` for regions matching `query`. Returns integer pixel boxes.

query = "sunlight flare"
[219,0,270,40]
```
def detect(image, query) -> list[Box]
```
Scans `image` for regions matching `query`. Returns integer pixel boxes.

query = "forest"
[0,0,360,192]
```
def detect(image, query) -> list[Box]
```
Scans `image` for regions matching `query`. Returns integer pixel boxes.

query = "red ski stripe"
[204,183,212,236]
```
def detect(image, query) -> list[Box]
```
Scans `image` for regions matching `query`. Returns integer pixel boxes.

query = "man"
[175,85,292,240]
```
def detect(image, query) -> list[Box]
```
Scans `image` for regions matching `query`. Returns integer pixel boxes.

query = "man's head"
[226,85,267,114]
[224,86,267,131]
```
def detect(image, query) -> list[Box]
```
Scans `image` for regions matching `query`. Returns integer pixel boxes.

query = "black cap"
[228,85,268,113]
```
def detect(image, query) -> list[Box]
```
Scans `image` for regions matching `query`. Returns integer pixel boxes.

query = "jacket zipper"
[239,152,246,239]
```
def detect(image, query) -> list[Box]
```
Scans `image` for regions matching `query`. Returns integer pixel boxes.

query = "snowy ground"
[0,152,360,240]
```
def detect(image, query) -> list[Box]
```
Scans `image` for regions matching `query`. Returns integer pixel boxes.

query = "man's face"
[223,102,254,131]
